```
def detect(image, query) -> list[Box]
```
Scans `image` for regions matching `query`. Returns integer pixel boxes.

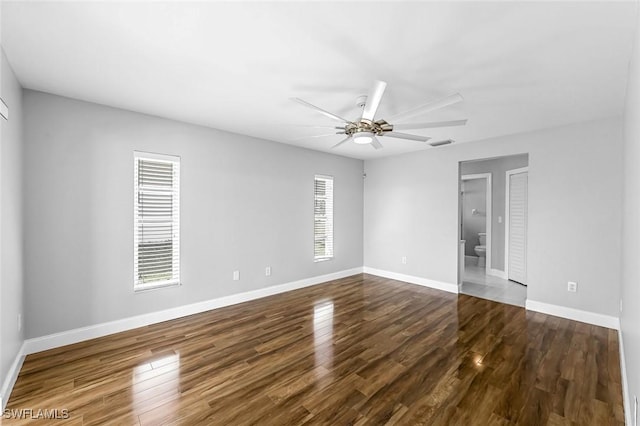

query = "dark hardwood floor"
[3,274,624,425]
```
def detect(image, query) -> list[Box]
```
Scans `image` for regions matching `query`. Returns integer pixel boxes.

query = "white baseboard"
[525,299,620,330]
[619,329,632,426]
[363,267,458,294]
[1,343,26,410]
[22,267,364,356]
[487,268,507,279]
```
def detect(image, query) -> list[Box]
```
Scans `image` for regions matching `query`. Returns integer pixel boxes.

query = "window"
[314,175,334,261]
[134,152,180,290]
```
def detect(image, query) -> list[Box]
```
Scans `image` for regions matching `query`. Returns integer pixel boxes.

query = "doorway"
[458,154,529,307]
[461,173,492,275]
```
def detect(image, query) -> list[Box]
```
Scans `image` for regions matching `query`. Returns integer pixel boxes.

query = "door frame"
[461,173,492,274]
[505,167,529,283]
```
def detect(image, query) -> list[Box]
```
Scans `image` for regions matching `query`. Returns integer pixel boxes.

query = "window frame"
[133,151,181,292]
[314,174,334,262]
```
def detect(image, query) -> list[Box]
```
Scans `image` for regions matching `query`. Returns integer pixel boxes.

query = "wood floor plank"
[1,274,625,425]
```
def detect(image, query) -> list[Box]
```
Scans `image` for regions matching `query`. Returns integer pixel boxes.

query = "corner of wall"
[620,2,640,424]
[0,46,26,411]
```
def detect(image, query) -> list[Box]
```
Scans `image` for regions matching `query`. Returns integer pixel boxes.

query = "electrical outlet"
[233,270,240,281]
[498,216,503,224]
[401,256,407,265]
[265,266,271,277]
[567,281,577,292]
[17,313,22,332]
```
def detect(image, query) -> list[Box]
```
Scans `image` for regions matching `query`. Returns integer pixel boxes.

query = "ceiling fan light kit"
[292,80,467,150]
[353,131,374,144]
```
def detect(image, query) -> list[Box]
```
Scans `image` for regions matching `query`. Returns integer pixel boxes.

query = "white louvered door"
[508,171,528,285]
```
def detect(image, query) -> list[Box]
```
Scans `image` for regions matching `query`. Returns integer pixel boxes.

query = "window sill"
[314,257,333,263]
[134,280,181,293]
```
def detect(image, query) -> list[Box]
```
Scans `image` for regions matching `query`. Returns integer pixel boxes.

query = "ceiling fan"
[292,80,467,150]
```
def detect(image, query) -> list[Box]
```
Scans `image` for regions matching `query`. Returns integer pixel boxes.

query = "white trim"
[487,268,507,279]
[525,299,620,330]
[619,329,632,426]
[22,267,363,355]
[461,173,491,180]
[314,173,334,181]
[1,343,26,410]
[505,167,529,284]
[363,267,459,294]
[132,150,180,163]
[461,173,492,274]
[458,240,465,285]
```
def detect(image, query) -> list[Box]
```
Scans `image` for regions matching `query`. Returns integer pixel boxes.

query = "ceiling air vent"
[429,139,454,147]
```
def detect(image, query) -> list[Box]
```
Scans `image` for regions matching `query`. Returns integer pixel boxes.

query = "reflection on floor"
[461,257,527,307]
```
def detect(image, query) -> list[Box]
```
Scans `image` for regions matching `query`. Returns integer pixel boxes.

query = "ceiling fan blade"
[383,132,431,142]
[293,132,345,141]
[371,136,383,150]
[393,119,467,131]
[361,80,387,121]
[331,136,351,149]
[294,125,346,129]
[291,98,351,124]
[388,93,464,122]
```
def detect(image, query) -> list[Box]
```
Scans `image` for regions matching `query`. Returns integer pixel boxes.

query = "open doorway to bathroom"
[458,154,529,307]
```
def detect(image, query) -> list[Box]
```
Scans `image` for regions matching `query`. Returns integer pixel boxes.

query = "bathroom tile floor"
[461,257,527,307]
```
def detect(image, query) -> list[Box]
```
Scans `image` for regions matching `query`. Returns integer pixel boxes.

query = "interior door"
[508,171,528,284]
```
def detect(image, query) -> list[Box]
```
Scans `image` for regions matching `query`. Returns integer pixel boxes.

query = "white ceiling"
[2,1,637,159]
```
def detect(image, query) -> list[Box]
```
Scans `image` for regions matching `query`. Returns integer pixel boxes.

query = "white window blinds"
[134,152,180,290]
[314,175,334,261]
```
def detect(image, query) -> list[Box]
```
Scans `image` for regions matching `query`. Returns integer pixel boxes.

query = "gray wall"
[461,154,529,270]
[461,178,486,256]
[364,117,623,317]
[23,90,364,338]
[621,3,640,421]
[0,49,24,400]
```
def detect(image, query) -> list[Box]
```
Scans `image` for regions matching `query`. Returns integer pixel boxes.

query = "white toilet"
[474,233,487,267]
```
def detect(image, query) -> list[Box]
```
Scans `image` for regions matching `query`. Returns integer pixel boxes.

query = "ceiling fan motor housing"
[345,119,393,137]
